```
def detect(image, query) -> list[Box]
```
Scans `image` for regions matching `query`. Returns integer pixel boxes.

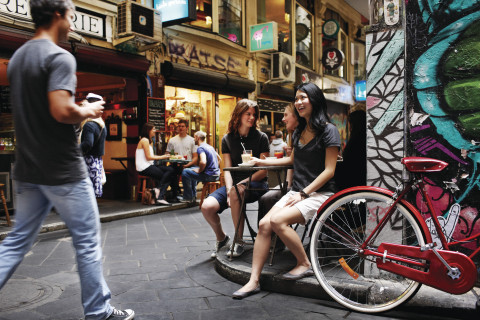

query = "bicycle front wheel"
[310,190,427,313]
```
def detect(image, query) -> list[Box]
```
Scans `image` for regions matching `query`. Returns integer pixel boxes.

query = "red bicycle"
[309,157,480,313]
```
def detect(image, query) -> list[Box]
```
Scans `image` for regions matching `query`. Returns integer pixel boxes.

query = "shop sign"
[153,0,196,27]
[297,68,322,90]
[322,48,344,71]
[249,21,278,52]
[0,0,29,19]
[355,80,367,101]
[0,1,107,39]
[74,7,106,39]
[322,19,339,39]
[167,37,247,75]
[323,77,353,105]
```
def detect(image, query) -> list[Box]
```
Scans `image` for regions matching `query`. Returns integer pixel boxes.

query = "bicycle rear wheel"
[310,190,426,313]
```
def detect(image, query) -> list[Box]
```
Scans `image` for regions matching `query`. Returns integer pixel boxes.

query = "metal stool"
[0,183,11,226]
[136,175,155,202]
[199,180,221,208]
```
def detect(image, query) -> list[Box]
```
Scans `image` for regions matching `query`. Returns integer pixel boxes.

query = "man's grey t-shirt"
[8,39,87,185]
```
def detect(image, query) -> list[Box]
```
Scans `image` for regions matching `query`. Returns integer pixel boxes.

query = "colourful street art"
[405,0,480,260]
[366,29,405,190]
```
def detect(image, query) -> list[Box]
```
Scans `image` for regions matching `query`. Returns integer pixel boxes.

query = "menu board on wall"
[147,98,166,131]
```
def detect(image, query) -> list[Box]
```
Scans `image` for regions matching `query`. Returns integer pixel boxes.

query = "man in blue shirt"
[181,131,220,202]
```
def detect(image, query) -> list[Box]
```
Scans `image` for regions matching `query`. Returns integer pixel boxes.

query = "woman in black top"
[232,82,341,299]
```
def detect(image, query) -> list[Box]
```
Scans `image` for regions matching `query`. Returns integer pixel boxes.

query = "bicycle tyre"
[310,189,427,313]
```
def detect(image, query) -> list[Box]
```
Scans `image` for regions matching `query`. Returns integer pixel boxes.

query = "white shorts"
[274,190,334,224]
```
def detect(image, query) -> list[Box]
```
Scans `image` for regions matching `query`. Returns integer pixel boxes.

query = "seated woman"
[136,123,175,205]
[232,82,340,299]
[201,99,270,259]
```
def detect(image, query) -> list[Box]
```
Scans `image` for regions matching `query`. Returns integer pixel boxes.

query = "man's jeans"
[0,178,113,320]
[182,168,219,200]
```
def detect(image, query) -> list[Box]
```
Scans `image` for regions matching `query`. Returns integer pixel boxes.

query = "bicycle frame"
[312,174,478,295]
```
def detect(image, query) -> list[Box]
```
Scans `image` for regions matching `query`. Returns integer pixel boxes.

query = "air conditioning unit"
[116,0,162,45]
[270,52,295,83]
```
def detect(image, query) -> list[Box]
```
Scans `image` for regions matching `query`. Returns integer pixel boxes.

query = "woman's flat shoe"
[232,285,260,300]
[277,267,314,280]
[156,199,170,206]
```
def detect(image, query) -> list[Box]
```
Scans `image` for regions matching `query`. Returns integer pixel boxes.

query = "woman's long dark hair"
[140,122,155,144]
[293,82,331,143]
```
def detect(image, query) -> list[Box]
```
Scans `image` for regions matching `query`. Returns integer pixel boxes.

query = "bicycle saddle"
[401,157,449,173]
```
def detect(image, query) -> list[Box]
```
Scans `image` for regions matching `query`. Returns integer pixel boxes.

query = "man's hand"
[85,100,105,118]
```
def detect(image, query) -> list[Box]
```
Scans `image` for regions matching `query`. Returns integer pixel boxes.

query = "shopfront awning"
[161,61,256,97]
[0,26,149,76]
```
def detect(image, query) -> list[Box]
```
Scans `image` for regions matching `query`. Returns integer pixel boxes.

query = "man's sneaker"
[210,235,230,259]
[106,308,135,320]
[227,242,245,258]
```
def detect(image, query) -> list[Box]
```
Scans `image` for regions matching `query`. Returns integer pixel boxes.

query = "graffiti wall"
[405,0,480,261]
[366,29,405,190]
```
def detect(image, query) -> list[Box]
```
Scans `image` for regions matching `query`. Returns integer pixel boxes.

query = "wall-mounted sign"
[249,21,278,53]
[167,37,247,75]
[355,80,367,101]
[322,48,344,71]
[0,1,107,39]
[153,0,196,27]
[384,0,400,26]
[323,77,354,105]
[322,19,339,38]
[75,7,106,39]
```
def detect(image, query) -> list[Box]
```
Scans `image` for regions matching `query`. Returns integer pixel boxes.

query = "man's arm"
[49,90,104,124]
[197,152,207,172]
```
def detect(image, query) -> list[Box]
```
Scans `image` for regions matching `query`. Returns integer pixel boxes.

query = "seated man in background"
[181,131,220,203]
[166,119,198,202]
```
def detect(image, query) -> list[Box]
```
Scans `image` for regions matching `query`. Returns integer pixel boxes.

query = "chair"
[136,175,155,202]
[199,180,221,208]
[0,183,11,226]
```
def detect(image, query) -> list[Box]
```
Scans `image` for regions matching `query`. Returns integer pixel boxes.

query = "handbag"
[142,188,156,205]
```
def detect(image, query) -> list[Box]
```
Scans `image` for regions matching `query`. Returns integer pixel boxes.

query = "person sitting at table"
[201,99,270,259]
[257,103,299,251]
[269,130,287,157]
[232,82,341,299]
[180,131,220,203]
[166,119,198,202]
[136,123,175,205]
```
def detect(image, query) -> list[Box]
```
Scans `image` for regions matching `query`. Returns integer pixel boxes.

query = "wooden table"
[223,165,293,261]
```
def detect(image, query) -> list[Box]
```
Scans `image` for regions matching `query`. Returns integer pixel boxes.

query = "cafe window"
[186,0,213,31]
[295,3,313,69]
[323,8,349,80]
[219,0,243,44]
[164,86,214,149]
[257,0,292,55]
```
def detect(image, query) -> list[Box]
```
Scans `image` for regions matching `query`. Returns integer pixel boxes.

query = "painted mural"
[405,0,480,261]
[366,29,405,190]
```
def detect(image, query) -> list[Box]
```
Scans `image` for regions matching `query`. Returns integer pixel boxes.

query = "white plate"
[238,163,255,167]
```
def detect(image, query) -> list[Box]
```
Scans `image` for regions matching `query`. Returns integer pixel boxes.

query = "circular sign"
[322,19,339,38]
[322,48,344,71]
[296,23,309,41]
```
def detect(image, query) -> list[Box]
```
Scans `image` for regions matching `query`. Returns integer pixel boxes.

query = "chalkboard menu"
[0,86,12,113]
[257,98,290,112]
[147,98,166,131]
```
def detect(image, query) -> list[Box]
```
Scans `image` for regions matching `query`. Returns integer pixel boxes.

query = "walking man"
[0,1,134,319]
[181,131,220,202]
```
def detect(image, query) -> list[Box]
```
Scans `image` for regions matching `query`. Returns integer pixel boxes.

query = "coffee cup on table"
[241,150,252,163]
